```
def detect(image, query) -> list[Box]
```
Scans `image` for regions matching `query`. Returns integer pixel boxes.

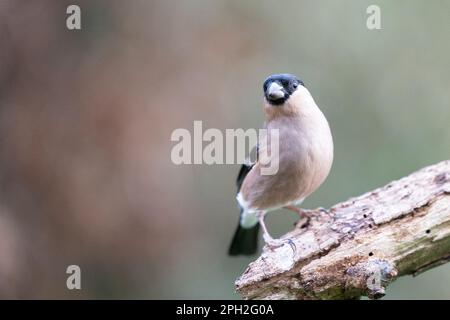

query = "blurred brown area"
[0,0,449,299]
[0,0,273,298]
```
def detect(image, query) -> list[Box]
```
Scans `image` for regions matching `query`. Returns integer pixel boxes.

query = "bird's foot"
[297,209,315,218]
[263,234,296,254]
[293,207,328,228]
[299,207,328,218]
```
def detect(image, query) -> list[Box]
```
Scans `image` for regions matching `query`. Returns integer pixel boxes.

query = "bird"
[228,73,334,256]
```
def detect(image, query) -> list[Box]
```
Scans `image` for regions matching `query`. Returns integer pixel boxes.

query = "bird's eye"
[292,82,298,89]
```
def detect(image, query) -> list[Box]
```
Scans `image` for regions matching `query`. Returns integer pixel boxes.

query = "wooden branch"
[235,160,450,300]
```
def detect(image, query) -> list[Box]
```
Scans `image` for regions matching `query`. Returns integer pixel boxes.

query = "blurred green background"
[0,0,449,299]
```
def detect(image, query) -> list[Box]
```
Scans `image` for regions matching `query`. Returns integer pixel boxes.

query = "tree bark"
[235,160,450,299]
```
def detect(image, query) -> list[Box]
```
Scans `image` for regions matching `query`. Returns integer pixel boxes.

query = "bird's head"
[263,74,304,105]
[262,73,312,119]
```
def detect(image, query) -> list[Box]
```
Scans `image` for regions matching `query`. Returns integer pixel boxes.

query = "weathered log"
[236,160,450,299]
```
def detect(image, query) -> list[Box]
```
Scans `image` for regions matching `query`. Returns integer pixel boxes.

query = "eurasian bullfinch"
[229,74,334,255]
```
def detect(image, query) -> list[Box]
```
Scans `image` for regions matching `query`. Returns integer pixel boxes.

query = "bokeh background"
[0,0,449,299]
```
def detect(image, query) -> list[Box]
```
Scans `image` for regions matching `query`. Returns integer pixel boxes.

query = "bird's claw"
[286,239,296,253]
[265,238,297,255]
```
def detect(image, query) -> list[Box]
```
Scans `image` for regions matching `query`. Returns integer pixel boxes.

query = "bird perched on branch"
[229,73,334,255]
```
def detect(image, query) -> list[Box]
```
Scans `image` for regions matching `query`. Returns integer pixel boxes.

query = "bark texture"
[236,160,450,299]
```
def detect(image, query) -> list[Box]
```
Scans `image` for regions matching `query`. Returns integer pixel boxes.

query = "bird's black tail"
[228,222,260,256]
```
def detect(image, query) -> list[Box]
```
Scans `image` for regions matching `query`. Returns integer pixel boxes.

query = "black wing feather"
[236,163,253,192]
[236,143,258,192]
